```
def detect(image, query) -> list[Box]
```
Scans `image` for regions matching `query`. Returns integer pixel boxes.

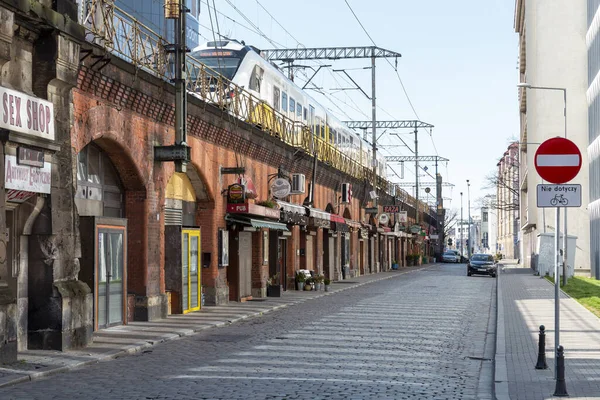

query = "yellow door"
[182,229,201,313]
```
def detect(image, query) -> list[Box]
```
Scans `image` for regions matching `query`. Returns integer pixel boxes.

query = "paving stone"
[1,264,494,399]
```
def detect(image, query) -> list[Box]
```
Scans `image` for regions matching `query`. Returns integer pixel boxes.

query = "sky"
[196,0,519,216]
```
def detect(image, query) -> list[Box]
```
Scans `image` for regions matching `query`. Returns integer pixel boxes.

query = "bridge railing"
[79,1,436,222]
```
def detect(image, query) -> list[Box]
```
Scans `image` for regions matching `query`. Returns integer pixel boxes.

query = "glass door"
[97,226,126,329]
[182,229,201,313]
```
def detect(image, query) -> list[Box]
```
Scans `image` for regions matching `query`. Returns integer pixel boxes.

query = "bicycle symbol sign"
[536,184,582,208]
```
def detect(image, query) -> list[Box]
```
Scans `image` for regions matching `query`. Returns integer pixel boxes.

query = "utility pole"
[414,127,419,227]
[371,52,377,205]
[460,192,464,259]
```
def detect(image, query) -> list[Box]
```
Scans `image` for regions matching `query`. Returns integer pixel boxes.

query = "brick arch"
[325,203,335,214]
[74,105,149,191]
[93,136,146,191]
[343,207,352,220]
[186,162,213,204]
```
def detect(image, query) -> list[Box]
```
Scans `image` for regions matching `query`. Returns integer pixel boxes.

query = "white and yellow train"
[190,39,387,179]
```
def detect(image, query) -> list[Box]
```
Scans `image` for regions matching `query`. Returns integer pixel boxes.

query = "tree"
[482,157,519,212]
[443,209,458,239]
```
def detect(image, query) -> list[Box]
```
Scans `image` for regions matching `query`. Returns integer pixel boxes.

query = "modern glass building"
[589,0,600,279]
[115,0,202,49]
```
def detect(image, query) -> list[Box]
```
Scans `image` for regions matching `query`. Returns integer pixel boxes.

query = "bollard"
[553,345,569,397]
[535,325,548,369]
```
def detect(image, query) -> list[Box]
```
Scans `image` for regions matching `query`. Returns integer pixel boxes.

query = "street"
[2,264,496,400]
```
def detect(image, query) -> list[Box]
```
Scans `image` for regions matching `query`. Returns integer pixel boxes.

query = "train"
[189,39,387,179]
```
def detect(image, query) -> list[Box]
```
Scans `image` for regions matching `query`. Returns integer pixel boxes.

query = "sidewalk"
[0,265,431,388]
[495,265,600,400]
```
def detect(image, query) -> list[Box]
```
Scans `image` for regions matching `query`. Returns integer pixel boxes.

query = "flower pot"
[297,282,305,291]
[325,285,330,292]
[267,285,281,297]
[392,263,399,270]
[315,283,321,291]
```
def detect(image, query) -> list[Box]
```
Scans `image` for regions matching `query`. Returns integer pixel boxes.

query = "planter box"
[267,285,282,297]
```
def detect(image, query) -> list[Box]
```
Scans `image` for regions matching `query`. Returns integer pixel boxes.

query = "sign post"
[535,136,582,379]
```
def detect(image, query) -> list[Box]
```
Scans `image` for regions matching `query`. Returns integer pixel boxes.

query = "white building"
[481,196,498,255]
[515,0,590,274]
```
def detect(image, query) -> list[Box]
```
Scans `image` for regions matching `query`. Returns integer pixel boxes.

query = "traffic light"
[448,238,453,246]
[466,239,469,247]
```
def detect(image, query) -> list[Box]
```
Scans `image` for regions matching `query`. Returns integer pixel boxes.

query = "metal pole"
[555,206,560,377]
[562,88,568,286]
[174,0,187,173]
[467,180,471,259]
[460,192,463,259]
[415,127,419,226]
[371,54,377,206]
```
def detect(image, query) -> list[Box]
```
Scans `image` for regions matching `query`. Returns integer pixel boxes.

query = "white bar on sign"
[536,154,580,167]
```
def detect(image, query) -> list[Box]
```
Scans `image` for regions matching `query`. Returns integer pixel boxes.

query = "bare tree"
[483,165,519,212]
[443,209,458,239]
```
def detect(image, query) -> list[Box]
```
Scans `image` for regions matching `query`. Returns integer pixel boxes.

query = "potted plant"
[406,254,414,267]
[304,276,313,291]
[295,271,306,291]
[314,274,324,291]
[324,277,331,292]
[266,273,281,297]
[392,259,399,270]
[256,199,278,208]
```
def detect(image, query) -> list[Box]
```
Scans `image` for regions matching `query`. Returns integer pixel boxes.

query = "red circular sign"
[534,137,581,184]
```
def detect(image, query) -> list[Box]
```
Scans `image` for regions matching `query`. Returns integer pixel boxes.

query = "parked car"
[467,254,497,277]
[442,251,460,263]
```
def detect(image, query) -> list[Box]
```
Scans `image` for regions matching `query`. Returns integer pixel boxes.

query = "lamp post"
[467,179,471,260]
[517,82,567,378]
[460,192,463,260]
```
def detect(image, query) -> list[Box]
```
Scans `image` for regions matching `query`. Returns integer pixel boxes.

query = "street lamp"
[460,192,463,260]
[518,81,567,379]
[467,179,471,260]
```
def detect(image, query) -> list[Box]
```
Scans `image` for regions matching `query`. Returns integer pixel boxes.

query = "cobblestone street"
[1,264,496,400]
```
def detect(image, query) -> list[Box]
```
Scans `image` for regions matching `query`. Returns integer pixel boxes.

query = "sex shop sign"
[0,86,55,141]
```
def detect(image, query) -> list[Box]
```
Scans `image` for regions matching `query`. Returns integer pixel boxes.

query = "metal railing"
[79,0,434,221]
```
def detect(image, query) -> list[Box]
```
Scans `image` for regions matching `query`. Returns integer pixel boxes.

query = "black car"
[467,254,497,277]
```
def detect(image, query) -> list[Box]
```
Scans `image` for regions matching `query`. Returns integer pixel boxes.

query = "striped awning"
[225,215,289,231]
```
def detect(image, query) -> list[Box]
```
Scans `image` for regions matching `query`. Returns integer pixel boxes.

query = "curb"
[494,266,511,400]
[0,264,436,389]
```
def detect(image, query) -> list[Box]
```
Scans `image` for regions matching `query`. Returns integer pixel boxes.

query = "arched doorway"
[164,172,201,314]
[76,143,127,330]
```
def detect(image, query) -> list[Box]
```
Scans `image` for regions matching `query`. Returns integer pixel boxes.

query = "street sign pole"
[535,136,582,381]
[555,206,560,378]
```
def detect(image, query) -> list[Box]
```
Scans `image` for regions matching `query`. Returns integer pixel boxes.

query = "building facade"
[0,0,439,362]
[588,0,600,278]
[515,0,590,273]
[496,143,520,259]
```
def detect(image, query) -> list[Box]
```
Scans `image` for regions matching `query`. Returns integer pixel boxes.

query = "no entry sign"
[534,137,582,184]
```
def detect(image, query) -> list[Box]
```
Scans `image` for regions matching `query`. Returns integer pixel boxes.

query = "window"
[330,128,336,143]
[249,65,264,92]
[273,86,280,110]
[303,107,307,120]
[483,212,488,222]
[297,103,302,117]
[290,97,296,115]
[282,92,288,112]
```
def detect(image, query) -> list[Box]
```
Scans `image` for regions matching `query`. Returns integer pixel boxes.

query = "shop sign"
[226,202,280,219]
[5,154,51,193]
[397,211,408,223]
[18,146,44,167]
[383,205,399,214]
[0,86,55,141]
[227,183,245,204]
[410,225,421,234]
[227,203,248,213]
[271,178,291,199]
[5,189,35,203]
[365,207,378,214]
[378,213,389,225]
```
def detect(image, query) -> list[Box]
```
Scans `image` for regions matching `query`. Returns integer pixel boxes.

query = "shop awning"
[345,219,361,229]
[276,200,305,214]
[307,207,330,220]
[225,215,289,231]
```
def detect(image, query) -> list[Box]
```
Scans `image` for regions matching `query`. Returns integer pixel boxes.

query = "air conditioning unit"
[341,183,352,204]
[291,173,306,194]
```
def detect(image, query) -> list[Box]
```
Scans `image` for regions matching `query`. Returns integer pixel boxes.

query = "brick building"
[0,0,439,361]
